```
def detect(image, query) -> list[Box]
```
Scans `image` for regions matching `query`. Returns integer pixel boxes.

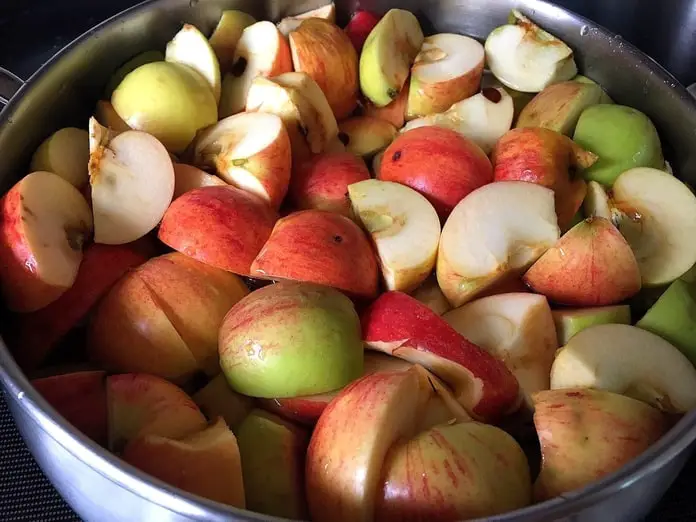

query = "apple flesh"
[277,3,336,36]
[344,10,381,53]
[165,24,221,103]
[192,374,254,432]
[30,127,89,188]
[583,179,612,220]
[338,116,397,160]
[552,305,631,345]
[172,163,226,199]
[208,10,256,71]
[409,275,452,316]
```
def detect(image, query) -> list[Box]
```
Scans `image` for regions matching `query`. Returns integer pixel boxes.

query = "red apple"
[363,83,409,129]
[344,10,381,53]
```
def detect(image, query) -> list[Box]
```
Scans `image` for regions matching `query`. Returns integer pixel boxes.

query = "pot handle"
[0,67,24,108]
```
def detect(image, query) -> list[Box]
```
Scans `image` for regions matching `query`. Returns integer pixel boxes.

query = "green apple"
[30,127,90,187]
[573,75,613,104]
[236,409,309,519]
[219,281,364,397]
[552,305,631,345]
[104,50,164,97]
[573,105,664,186]
[208,10,256,72]
[111,61,217,153]
[637,279,696,365]
[359,9,424,107]
[191,374,254,432]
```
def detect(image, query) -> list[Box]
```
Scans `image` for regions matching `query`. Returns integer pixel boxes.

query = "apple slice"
[277,2,336,36]
[30,127,89,188]
[406,34,484,119]
[583,180,613,220]
[123,417,245,508]
[553,305,631,345]
[338,116,397,159]
[192,374,254,432]
[523,217,642,306]
[94,100,130,132]
[364,81,409,129]
[612,167,696,286]
[166,24,221,103]
[208,10,256,71]
[550,324,696,413]
[218,21,292,118]
[344,10,381,53]
[359,9,424,107]
[409,275,451,316]
[0,171,92,312]
[443,292,558,406]
[348,179,440,292]
[437,181,560,307]
[485,10,577,92]
[172,163,226,199]
[189,112,291,209]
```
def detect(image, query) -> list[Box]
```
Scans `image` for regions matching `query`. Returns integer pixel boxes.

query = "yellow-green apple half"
[123,417,245,508]
[32,370,108,446]
[245,72,338,158]
[403,86,514,154]
[533,388,666,502]
[0,171,92,312]
[362,291,520,420]
[344,9,381,53]
[106,373,207,453]
[89,252,249,383]
[288,19,358,120]
[192,374,253,432]
[219,281,364,398]
[485,10,577,92]
[551,324,696,413]
[523,217,641,306]
[338,116,397,159]
[612,167,696,286]
[492,127,597,230]
[288,151,370,218]
[30,127,89,188]
[208,10,256,72]
[306,366,530,522]
[378,126,493,220]
[517,80,603,135]
[360,9,424,107]
[219,21,292,118]
[165,24,221,103]
[437,181,560,307]
[104,50,164,98]
[111,61,217,153]
[277,2,336,36]
[410,275,452,315]
[443,292,558,406]
[158,186,278,275]
[553,305,631,345]
[94,100,131,133]
[172,163,226,199]
[89,122,174,244]
[236,409,310,518]
[250,210,379,298]
[188,112,291,210]
[406,33,484,119]
[348,179,440,292]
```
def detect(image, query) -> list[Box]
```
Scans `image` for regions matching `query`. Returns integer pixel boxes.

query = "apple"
[523,217,642,306]
[477,276,531,299]
[111,61,217,153]
[485,10,577,92]
[218,21,293,118]
[378,126,493,220]
[122,417,245,508]
[192,374,254,432]
[0,171,92,312]
[533,388,666,501]
[104,50,164,97]
[611,167,696,286]
[437,181,560,307]
[409,275,451,316]
[348,179,440,292]
[574,74,614,103]
[359,9,424,107]
[166,24,221,103]
[94,100,131,132]
[188,112,291,210]
[158,185,278,276]
[403,86,514,154]
[172,163,226,199]
[236,409,310,518]
[550,324,696,413]
[516,80,603,135]
[250,210,379,298]
[582,179,612,220]
[406,33,484,119]
[106,373,207,453]
[338,116,397,159]
[443,292,558,406]
[32,370,107,446]
[363,82,408,129]
[344,10,381,53]
[277,2,336,36]
[553,305,632,345]
[573,105,664,186]
[288,151,370,218]
[30,127,89,188]
[208,10,256,71]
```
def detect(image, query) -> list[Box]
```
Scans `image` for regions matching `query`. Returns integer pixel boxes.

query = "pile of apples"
[4,3,696,520]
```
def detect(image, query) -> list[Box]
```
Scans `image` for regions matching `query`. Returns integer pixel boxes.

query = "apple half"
[277,3,336,36]
[409,275,452,316]
[208,10,256,71]
[30,127,90,188]
[166,24,221,103]
[552,304,631,345]
[172,163,226,199]
[338,116,397,159]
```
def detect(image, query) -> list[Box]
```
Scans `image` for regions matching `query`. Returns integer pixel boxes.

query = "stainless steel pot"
[1,1,696,521]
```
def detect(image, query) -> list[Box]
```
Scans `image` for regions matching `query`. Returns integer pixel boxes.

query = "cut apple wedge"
[0,171,92,312]
[364,82,409,129]
[172,163,226,199]
[553,305,631,345]
[192,374,254,432]
[94,100,130,133]
[359,9,424,107]
[583,179,612,220]
[30,127,90,188]
[338,116,397,159]
[208,10,256,71]
[550,324,696,413]
[277,2,336,36]
[409,275,452,316]
[166,24,221,103]
[406,33,484,119]
[189,112,291,210]
[348,179,440,292]
[437,181,560,307]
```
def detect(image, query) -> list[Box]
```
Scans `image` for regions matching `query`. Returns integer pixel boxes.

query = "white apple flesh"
[166,24,222,103]
[277,3,336,36]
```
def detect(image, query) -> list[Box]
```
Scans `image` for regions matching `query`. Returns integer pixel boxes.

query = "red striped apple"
[0,171,92,312]
[378,126,493,220]
[251,210,379,298]
[277,2,336,36]
[192,374,253,432]
[363,82,408,129]
[30,127,89,188]
[172,163,226,199]
[338,116,397,159]
[344,10,381,53]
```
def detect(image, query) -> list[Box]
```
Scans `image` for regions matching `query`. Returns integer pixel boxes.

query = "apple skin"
[251,210,379,299]
[209,10,257,71]
[344,10,381,53]
[363,82,408,129]
[553,304,632,345]
[378,126,493,220]
[524,217,642,306]
[172,163,226,199]
[219,281,364,398]
[338,116,398,159]
[94,100,131,132]
[532,388,666,502]
[158,185,278,276]
[192,374,254,433]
